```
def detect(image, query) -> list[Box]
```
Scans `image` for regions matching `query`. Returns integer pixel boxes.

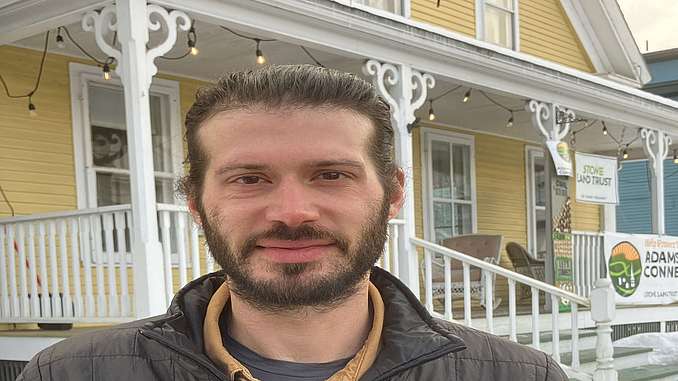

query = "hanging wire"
[0,31,50,99]
[0,184,15,216]
[62,26,110,65]
[220,26,276,42]
[299,46,325,67]
[430,85,462,102]
[477,90,522,112]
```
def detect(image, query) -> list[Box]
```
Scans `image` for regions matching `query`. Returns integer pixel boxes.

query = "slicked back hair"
[178,64,397,205]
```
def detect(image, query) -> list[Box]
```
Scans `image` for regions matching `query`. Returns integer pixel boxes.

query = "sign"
[546,140,572,177]
[550,166,573,312]
[604,233,678,305]
[575,152,618,205]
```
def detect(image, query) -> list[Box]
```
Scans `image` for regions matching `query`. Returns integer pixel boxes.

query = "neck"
[227,279,372,363]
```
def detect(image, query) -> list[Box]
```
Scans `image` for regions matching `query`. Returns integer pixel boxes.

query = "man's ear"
[187,197,202,227]
[387,168,406,220]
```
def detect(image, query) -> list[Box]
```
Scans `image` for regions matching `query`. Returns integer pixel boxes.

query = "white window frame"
[69,63,184,210]
[475,0,520,51]
[525,146,545,257]
[420,128,478,243]
[336,0,409,17]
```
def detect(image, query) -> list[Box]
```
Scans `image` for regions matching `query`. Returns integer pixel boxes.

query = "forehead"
[197,107,375,166]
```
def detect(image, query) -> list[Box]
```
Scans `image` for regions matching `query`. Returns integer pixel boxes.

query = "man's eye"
[235,176,263,185]
[319,172,344,180]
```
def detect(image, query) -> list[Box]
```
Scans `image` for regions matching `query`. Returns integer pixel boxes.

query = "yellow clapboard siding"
[519,0,594,72]
[411,0,476,37]
[0,171,75,186]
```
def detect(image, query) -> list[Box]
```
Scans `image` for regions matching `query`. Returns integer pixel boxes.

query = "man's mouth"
[256,239,335,263]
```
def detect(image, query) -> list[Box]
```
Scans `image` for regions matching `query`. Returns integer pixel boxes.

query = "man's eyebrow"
[215,164,271,176]
[308,159,365,169]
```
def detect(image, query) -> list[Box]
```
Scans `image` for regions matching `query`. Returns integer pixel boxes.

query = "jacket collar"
[157,267,466,380]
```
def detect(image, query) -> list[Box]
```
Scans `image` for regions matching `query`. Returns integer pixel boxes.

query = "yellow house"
[1,0,677,379]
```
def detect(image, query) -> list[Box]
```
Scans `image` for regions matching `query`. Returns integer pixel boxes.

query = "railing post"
[362,60,434,298]
[591,278,617,381]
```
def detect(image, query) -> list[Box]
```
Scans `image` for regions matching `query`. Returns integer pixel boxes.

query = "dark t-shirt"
[223,334,352,381]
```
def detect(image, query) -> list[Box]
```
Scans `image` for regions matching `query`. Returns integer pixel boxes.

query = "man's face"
[191,106,403,311]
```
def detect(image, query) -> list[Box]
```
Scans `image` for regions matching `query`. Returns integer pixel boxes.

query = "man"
[19,65,567,380]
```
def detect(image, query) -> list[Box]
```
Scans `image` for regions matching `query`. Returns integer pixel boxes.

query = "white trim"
[525,145,545,256]
[421,121,542,145]
[68,63,183,209]
[420,127,477,243]
[402,0,411,19]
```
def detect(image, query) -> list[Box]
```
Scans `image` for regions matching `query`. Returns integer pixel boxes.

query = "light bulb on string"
[255,39,266,65]
[102,62,111,80]
[673,149,678,165]
[622,145,629,160]
[602,122,608,136]
[187,25,198,56]
[56,27,65,49]
[28,97,37,117]
[463,89,472,103]
[570,132,576,148]
[505,112,514,128]
[428,100,436,121]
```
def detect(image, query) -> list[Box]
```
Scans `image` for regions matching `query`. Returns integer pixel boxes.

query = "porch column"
[83,2,191,317]
[640,128,672,235]
[363,60,435,297]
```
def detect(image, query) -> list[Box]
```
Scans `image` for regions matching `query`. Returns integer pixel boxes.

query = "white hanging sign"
[546,140,572,177]
[575,152,618,204]
[604,233,678,305]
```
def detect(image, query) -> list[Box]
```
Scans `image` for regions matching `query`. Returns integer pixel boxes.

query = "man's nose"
[264,179,320,227]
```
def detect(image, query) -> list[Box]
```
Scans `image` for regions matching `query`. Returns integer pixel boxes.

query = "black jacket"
[18,268,567,380]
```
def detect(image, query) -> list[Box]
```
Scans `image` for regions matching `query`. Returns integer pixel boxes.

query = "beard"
[198,197,391,312]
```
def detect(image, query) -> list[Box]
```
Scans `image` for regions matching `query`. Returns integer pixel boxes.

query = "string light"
[102,62,111,80]
[622,144,629,160]
[673,149,678,164]
[428,100,436,121]
[463,89,472,103]
[187,24,198,56]
[506,112,514,128]
[602,122,608,136]
[570,131,576,147]
[28,96,37,117]
[55,27,65,49]
[255,39,266,65]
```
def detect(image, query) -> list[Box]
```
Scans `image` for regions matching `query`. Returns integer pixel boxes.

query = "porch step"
[618,364,678,381]
[502,329,598,355]
[561,347,653,373]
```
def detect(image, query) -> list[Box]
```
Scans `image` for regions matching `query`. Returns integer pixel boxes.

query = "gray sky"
[617,0,678,52]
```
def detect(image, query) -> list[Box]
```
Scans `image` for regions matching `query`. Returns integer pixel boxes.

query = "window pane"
[534,156,546,207]
[454,203,472,235]
[354,0,402,14]
[432,141,452,199]
[96,173,174,206]
[150,95,172,173]
[486,0,513,10]
[434,202,454,243]
[484,6,513,49]
[91,125,129,169]
[536,208,546,259]
[452,144,471,200]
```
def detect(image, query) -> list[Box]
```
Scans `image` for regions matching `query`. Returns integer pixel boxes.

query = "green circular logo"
[609,241,642,297]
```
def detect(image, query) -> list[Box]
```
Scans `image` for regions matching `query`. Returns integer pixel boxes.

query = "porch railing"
[411,237,616,379]
[572,231,605,298]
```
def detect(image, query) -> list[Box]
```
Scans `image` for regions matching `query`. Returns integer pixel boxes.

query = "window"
[526,147,546,260]
[352,0,404,15]
[70,63,182,209]
[478,0,518,50]
[423,130,476,243]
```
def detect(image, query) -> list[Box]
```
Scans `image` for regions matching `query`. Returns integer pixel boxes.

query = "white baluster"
[532,287,540,349]
[508,279,517,342]
[48,222,61,317]
[484,269,493,334]
[551,294,560,363]
[587,236,593,297]
[80,216,95,317]
[114,212,130,317]
[573,235,581,295]
[592,279,617,381]
[424,249,433,312]
[175,212,188,288]
[391,224,399,278]
[443,256,452,320]
[190,220,200,280]
[0,227,8,317]
[571,302,580,369]
[160,211,173,306]
[6,225,19,317]
[70,219,84,317]
[103,213,118,316]
[90,215,106,317]
[37,223,50,318]
[463,263,471,327]
[58,220,71,318]
[26,224,39,317]
[18,224,31,317]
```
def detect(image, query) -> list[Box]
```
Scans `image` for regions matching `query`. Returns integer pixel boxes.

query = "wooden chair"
[505,242,545,299]
[430,234,503,310]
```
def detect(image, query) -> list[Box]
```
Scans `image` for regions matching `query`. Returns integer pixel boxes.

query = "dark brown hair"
[178,64,397,204]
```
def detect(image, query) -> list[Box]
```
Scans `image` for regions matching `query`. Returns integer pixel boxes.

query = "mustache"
[239,223,350,258]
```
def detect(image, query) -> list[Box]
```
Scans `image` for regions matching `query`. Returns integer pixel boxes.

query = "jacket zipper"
[139,328,229,381]
[367,342,466,381]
